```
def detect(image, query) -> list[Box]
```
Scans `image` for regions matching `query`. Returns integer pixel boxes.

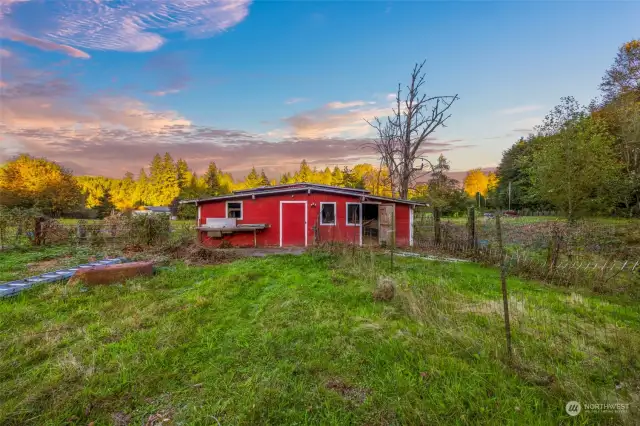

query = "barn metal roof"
[180,183,426,206]
[233,183,370,194]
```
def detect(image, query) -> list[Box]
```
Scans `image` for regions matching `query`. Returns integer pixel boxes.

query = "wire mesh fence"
[0,215,196,252]
[413,207,640,296]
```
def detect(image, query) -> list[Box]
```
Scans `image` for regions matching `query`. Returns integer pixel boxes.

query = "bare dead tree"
[366,60,459,199]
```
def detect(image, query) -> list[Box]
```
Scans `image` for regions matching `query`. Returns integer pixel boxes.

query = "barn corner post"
[495,211,513,360]
[390,208,395,271]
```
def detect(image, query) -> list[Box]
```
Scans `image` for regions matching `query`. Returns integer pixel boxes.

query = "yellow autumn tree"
[487,172,499,192]
[0,154,83,215]
[463,168,489,197]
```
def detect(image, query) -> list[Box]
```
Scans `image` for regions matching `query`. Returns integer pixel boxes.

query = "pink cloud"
[282,101,388,139]
[0,51,468,179]
[6,32,90,58]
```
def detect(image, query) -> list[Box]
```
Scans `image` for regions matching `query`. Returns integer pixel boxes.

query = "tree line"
[495,39,640,220]
[0,153,413,219]
[1,149,484,219]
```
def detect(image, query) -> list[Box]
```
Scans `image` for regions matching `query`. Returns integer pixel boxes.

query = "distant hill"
[447,167,496,184]
[415,167,496,187]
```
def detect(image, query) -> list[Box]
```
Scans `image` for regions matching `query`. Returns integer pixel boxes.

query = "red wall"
[197,192,413,248]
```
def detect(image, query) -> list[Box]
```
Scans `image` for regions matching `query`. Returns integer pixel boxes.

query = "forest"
[495,40,640,219]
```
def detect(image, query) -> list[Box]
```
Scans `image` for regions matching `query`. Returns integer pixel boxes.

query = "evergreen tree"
[260,169,270,186]
[322,167,333,185]
[341,166,357,188]
[95,188,115,218]
[160,152,179,205]
[204,162,221,195]
[279,172,291,184]
[134,168,149,206]
[176,158,191,190]
[295,159,313,182]
[331,166,344,186]
[245,167,262,188]
[112,172,136,211]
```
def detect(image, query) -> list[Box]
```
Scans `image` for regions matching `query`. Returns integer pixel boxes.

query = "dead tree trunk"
[366,61,458,199]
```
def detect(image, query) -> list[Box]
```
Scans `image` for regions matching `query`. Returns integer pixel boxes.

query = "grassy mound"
[0,251,638,425]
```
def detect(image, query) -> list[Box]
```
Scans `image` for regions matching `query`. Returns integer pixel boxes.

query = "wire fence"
[0,215,196,252]
[412,207,640,296]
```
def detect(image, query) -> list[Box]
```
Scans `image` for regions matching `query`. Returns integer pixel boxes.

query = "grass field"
[0,249,638,425]
[0,246,101,282]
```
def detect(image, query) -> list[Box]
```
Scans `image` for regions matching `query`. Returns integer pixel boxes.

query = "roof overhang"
[181,185,426,206]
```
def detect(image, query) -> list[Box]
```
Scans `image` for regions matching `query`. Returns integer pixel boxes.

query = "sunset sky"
[1,0,639,179]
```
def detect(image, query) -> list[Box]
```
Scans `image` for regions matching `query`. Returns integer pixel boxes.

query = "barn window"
[320,202,336,225]
[226,201,243,219]
[346,203,361,226]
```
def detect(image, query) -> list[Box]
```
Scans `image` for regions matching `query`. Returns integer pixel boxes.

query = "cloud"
[0,0,252,57]
[511,117,542,134]
[1,53,467,179]
[283,101,388,139]
[497,105,543,115]
[326,101,369,109]
[5,32,90,58]
[149,89,181,97]
[285,97,307,105]
[0,48,11,57]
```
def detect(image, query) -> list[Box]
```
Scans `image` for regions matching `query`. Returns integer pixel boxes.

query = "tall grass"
[0,248,637,424]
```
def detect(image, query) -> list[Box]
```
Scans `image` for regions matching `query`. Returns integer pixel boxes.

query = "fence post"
[34,217,45,246]
[77,222,87,241]
[546,224,562,275]
[434,207,441,246]
[495,212,513,360]
[467,207,476,250]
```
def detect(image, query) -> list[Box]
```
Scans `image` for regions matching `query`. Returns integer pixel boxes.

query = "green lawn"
[0,246,99,282]
[0,250,638,425]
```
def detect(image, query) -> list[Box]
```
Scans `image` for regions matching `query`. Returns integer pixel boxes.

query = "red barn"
[182,183,424,248]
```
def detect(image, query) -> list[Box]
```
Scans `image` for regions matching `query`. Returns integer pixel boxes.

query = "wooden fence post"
[495,212,513,360]
[34,217,45,246]
[434,207,441,245]
[467,207,476,250]
[77,222,87,241]
[546,224,562,275]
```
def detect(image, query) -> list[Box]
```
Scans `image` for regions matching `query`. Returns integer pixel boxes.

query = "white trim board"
[319,202,336,226]
[409,205,414,247]
[225,200,243,220]
[279,201,308,247]
[345,202,363,246]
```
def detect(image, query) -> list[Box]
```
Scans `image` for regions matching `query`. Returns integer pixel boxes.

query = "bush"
[126,214,171,246]
[373,276,396,301]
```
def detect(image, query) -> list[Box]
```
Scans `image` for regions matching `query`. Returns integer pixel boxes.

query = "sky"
[0,0,639,180]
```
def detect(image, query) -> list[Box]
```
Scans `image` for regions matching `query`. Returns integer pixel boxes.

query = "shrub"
[373,276,396,301]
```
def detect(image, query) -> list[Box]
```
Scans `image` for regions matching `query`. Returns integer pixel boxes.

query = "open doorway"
[362,203,379,246]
